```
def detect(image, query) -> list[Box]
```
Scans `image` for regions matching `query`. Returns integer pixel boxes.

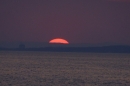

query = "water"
[0,51,130,86]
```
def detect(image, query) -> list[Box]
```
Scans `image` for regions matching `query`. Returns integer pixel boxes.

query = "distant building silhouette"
[19,44,25,49]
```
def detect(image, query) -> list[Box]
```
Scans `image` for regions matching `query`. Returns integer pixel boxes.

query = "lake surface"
[0,51,130,86]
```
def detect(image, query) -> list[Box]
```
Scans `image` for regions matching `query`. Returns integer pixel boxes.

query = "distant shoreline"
[1,45,130,53]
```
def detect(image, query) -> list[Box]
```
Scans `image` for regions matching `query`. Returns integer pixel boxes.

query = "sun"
[49,38,69,44]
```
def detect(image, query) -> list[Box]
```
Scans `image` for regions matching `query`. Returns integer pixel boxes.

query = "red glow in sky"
[49,38,69,44]
[0,0,130,45]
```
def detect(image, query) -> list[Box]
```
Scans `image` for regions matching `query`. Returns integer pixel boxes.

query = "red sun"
[49,38,69,44]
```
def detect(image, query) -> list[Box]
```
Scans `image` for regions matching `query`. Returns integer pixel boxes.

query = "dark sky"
[0,0,130,45]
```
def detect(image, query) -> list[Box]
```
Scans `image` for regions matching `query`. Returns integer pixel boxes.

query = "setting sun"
[49,38,69,44]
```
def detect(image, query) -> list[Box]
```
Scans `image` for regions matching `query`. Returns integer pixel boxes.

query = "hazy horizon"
[0,41,130,48]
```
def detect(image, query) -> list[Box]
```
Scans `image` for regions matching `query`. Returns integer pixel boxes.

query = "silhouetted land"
[0,45,130,53]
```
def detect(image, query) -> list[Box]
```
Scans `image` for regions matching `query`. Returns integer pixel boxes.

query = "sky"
[0,0,130,45]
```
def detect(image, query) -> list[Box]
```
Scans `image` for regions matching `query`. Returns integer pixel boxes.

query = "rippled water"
[0,51,130,86]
